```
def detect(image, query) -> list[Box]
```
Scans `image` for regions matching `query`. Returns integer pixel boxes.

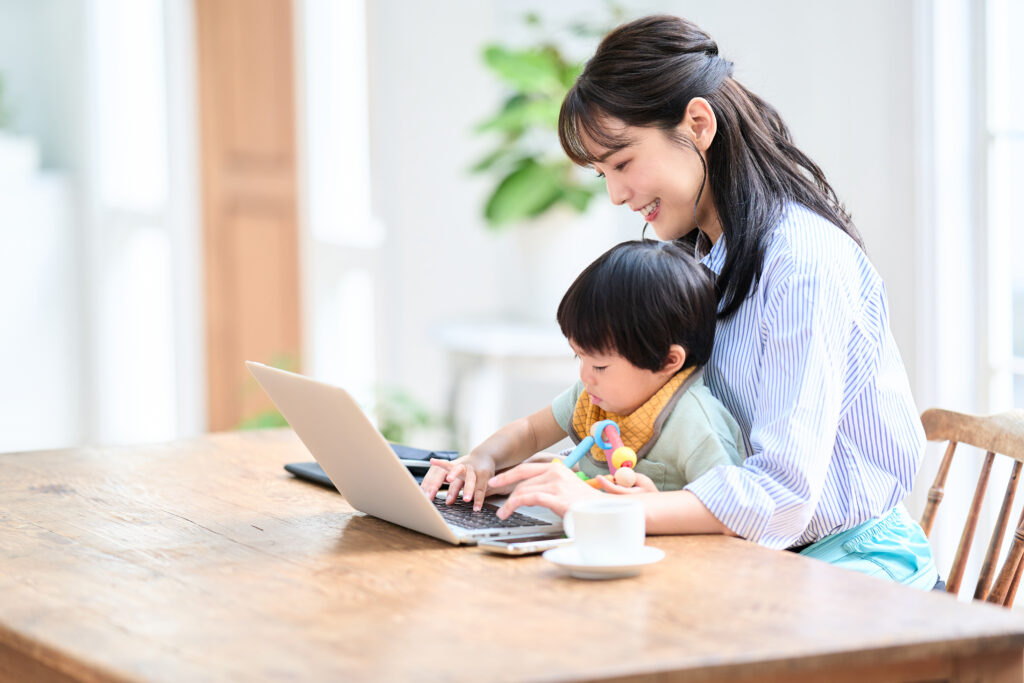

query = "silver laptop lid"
[246,362,561,544]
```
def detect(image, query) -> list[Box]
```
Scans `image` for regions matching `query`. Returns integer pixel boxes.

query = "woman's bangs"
[559,92,630,167]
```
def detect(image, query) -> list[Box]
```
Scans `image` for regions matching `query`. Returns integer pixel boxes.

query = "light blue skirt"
[798,504,939,590]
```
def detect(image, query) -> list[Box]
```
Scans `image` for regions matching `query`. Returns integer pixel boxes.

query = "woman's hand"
[488,462,604,519]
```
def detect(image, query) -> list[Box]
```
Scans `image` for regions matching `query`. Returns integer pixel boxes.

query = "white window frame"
[294,0,383,411]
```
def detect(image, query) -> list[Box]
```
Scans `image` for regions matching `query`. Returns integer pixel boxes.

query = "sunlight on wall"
[85,0,178,446]
[313,268,376,406]
[298,0,380,413]
[300,0,380,248]
[94,0,167,211]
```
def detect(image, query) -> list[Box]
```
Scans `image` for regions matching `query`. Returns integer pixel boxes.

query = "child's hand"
[420,458,459,500]
[444,452,497,511]
[594,471,658,494]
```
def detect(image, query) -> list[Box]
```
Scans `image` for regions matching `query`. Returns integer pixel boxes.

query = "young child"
[421,239,745,510]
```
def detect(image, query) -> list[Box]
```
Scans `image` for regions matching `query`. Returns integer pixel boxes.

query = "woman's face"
[585,114,718,242]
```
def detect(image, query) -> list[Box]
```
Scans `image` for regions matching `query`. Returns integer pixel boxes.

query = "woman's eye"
[594,171,605,179]
[614,161,628,171]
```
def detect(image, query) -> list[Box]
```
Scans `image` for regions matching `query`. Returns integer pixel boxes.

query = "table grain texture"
[2,429,1024,682]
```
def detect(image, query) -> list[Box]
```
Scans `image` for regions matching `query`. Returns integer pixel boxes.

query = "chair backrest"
[920,408,1024,606]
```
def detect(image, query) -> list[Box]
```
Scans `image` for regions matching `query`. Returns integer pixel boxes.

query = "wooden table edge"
[0,622,134,683]
[586,632,1024,683]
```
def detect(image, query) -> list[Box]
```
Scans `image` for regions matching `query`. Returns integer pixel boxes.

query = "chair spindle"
[975,460,1022,600]
[947,451,995,595]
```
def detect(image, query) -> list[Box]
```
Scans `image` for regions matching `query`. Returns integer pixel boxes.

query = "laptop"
[246,362,563,544]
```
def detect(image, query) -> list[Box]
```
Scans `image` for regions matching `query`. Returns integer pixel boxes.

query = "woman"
[436,15,938,588]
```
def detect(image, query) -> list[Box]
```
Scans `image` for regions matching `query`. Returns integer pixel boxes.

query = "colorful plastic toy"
[556,419,640,488]
[561,435,595,469]
[591,419,638,478]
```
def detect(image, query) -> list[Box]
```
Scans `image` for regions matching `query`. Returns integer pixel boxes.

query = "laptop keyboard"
[432,497,549,529]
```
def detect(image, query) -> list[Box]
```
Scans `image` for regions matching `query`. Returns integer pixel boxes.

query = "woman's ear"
[677,97,717,153]
[661,344,687,376]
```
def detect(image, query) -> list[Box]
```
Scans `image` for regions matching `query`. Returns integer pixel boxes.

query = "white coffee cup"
[565,499,645,564]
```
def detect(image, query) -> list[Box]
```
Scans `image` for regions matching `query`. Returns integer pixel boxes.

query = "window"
[297,0,381,408]
[81,0,200,444]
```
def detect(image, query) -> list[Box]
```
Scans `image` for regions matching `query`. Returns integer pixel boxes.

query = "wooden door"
[195,0,301,431]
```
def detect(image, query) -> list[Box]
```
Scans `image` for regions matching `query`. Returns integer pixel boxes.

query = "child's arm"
[421,406,565,510]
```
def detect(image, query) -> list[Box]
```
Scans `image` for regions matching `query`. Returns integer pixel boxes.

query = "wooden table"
[3,430,1024,682]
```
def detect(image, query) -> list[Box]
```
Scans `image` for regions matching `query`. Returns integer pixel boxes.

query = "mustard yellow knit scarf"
[569,366,696,462]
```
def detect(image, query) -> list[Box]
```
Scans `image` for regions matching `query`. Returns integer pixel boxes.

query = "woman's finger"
[488,462,562,490]
[497,491,567,519]
[497,466,599,518]
[463,468,478,503]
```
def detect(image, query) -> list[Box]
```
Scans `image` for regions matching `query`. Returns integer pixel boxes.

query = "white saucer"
[542,545,665,580]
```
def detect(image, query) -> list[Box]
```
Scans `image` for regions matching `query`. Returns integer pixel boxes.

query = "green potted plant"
[467,9,626,322]
[470,10,621,229]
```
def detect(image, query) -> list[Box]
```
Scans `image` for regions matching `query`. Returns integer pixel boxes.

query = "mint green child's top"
[551,372,745,491]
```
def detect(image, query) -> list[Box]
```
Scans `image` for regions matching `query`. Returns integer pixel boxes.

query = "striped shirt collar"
[699,233,728,276]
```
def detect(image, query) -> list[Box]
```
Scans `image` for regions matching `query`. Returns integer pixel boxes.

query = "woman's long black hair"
[558,15,863,319]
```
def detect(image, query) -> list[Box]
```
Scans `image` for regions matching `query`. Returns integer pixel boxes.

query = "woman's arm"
[595,480,738,535]
[490,461,736,537]
[686,255,863,548]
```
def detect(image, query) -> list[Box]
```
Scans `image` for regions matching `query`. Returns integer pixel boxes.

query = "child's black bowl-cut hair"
[557,239,717,372]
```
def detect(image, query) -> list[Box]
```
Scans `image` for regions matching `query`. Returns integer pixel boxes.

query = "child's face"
[570,342,679,416]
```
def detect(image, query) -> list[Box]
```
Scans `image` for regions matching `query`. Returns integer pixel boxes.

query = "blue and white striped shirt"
[686,203,926,550]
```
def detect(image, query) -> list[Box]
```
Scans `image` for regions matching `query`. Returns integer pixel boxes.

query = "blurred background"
[0,0,1021,586]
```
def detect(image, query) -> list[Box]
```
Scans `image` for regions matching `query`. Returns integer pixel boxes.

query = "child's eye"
[614,160,628,171]
[594,171,605,179]
[593,366,607,372]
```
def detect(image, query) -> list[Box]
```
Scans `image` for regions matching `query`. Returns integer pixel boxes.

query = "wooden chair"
[920,408,1024,606]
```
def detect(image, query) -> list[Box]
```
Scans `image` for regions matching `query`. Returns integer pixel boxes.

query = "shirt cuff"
[685,465,780,547]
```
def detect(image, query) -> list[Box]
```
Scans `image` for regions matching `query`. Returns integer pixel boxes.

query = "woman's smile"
[637,198,661,221]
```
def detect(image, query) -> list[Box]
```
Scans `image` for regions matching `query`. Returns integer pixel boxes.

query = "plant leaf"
[482,45,565,95]
[475,96,561,135]
[469,146,516,174]
[560,185,594,212]
[484,160,563,227]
